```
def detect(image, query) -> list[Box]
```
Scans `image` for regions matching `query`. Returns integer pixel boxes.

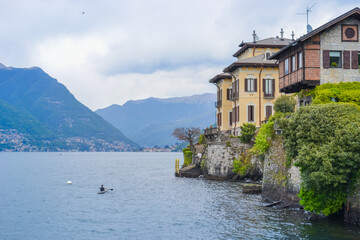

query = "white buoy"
[67,181,72,185]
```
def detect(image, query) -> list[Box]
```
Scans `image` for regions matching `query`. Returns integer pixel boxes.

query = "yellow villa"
[209,73,233,131]
[211,30,293,135]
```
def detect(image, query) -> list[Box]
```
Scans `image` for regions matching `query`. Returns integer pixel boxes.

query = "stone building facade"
[270,7,360,94]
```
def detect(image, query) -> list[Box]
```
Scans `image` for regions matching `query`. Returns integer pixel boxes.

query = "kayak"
[98,188,108,194]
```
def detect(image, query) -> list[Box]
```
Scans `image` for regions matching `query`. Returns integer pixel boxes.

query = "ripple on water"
[0,152,360,240]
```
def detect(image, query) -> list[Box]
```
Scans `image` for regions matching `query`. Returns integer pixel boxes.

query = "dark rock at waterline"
[243,184,262,194]
[178,165,202,178]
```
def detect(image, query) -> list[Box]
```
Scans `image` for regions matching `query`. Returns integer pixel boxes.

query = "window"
[291,55,296,72]
[232,80,239,98]
[298,52,303,69]
[226,89,232,100]
[330,51,342,68]
[265,106,272,119]
[217,113,222,127]
[266,52,271,60]
[229,112,232,126]
[245,78,257,92]
[284,58,289,75]
[237,106,239,122]
[264,79,274,97]
[248,105,254,122]
[358,52,360,68]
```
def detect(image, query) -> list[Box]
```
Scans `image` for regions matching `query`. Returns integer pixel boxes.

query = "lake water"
[0,152,360,240]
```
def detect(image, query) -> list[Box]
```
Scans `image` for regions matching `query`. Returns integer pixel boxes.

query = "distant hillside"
[0,64,137,151]
[96,93,216,146]
[0,98,54,140]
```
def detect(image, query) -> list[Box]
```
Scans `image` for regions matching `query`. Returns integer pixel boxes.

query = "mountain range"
[0,64,137,151]
[96,93,216,147]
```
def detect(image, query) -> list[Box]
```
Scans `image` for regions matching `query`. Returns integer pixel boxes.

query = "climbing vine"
[232,150,252,177]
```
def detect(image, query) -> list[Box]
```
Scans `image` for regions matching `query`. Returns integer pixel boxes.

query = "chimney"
[291,31,295,41]
[252,30,257,43]
[280,28,284,41]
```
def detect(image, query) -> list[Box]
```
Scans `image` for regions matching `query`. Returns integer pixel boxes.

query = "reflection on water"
[0,152,359,240]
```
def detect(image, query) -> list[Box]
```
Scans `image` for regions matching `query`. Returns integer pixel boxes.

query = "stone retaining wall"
[262,135,300,203]
[202,137,259,180]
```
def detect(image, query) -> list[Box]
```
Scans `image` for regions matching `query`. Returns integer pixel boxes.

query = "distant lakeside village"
[176,8,360,226]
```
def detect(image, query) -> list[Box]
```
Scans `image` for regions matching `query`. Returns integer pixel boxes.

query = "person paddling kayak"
[98,185,113,194]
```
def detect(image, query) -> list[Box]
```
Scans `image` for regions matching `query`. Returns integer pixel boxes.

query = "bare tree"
[172,127,201,163]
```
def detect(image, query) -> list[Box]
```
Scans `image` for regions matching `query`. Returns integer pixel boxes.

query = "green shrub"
[274,95,296,113]
[182,148,192,167]
[239,123,256,144]
[225,141,231,147]
[282,103,360,215]
[253,121,274,155]
[198,134,205,144]
[311,82,360,106]
[200,159,206,170]
[232,151,252,177]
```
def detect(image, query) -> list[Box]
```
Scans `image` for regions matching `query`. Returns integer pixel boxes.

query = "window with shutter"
[352,51,359,69]
[248,105,254,122]
[330,51,342,68]
[233,107,236,122]
[237,106,239,122]
[235,107,237,122]
[266,106,272,119]
[272,79,275,96]
[245,79,256,92]
[229,112,232,126]
[236,79,239,96]
[264,79,274,97]
[266,52,271,60]
[343,51,350,69]
[323,50,330,68]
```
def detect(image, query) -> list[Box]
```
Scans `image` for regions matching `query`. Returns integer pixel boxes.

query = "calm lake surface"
[1,152,360,240]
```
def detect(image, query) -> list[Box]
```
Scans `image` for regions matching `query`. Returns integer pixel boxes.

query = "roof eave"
[224,62,278,72]
[270,7,360,60]
[209,74,232,83]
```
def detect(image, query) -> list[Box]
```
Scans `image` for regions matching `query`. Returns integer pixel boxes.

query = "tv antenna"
[297,2,317,33]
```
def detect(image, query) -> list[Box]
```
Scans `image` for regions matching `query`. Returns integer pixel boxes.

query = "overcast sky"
[0,0,358,110]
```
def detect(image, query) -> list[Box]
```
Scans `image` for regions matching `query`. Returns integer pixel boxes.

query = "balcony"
[215,100,222,108]
[232,92,239,99]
